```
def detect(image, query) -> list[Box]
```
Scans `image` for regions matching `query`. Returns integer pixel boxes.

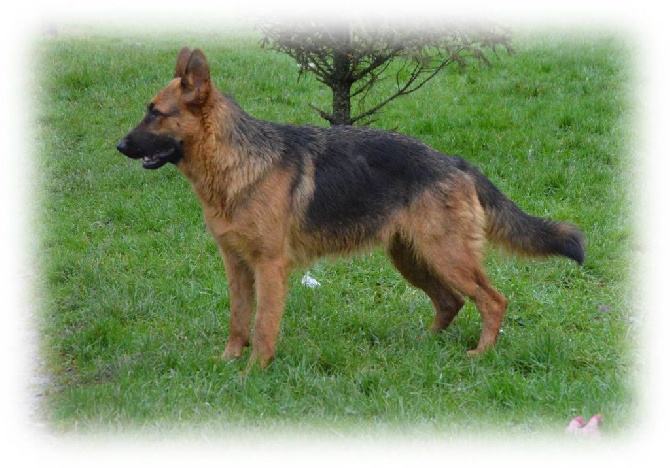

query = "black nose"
[116,138,128,155]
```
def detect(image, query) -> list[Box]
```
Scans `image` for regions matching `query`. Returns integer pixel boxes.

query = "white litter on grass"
[301,271,321,288]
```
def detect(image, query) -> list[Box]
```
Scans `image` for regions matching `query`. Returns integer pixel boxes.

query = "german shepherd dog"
[117,47,585,369]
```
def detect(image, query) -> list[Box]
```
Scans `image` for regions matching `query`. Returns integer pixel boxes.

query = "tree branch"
[350,55,459,125]
[308,103,335,125]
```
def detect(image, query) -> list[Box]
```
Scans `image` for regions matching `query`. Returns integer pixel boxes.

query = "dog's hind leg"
[407,183,508,354]
[415,235,508,355]
[387,236,465,333]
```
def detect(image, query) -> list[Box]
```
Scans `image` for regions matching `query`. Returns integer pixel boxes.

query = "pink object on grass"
[565,414,602,437]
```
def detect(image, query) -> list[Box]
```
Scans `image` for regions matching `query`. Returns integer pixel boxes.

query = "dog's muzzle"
[116,133,183,170]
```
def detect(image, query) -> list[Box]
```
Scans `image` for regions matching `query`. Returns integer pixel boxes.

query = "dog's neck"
[177,92,279,219]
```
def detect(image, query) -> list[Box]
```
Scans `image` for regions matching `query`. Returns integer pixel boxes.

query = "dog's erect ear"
[180,48,211,106]
[175,46,192,78]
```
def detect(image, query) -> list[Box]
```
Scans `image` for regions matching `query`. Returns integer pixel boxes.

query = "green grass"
[33,27,636,436]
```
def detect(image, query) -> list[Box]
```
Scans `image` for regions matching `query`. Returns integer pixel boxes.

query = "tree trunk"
[331,73,353,126]
[329,25,353,126]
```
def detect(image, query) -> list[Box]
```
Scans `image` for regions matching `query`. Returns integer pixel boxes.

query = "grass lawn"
[32,27,636,436]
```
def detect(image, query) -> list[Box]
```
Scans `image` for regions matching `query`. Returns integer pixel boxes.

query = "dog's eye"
[145,105,166,122]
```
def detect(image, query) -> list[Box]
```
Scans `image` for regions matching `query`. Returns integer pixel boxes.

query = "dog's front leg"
[220,248,255,361]
[247,258,290,370]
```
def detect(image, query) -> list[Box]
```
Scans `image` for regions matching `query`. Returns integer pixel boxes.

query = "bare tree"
[259,19,513,126]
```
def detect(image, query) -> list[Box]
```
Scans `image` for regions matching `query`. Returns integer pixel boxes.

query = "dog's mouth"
[117,135,183,170]
[141,148,176,170]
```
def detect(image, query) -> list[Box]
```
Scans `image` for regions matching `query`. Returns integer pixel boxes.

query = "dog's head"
[116,47,212,169]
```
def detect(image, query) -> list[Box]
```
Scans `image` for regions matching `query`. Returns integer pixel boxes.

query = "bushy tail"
[456,157,585,265]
